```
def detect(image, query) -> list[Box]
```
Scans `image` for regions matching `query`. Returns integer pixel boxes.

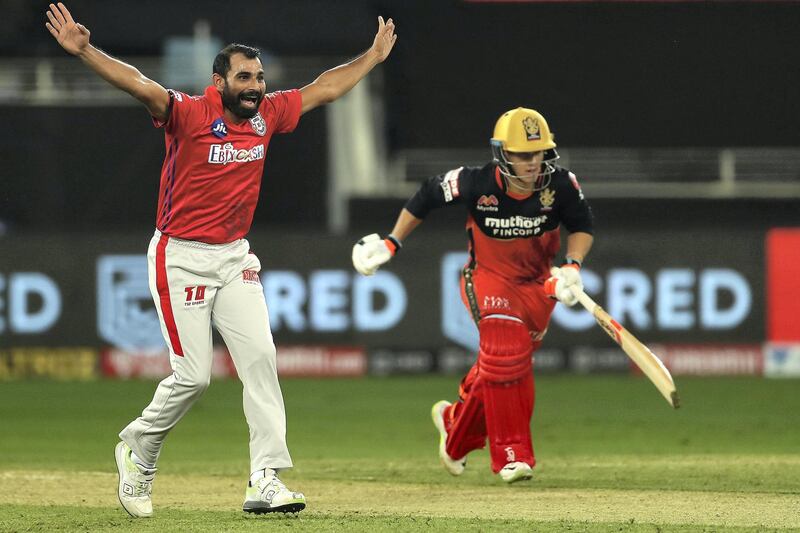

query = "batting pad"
[478,317,535,473]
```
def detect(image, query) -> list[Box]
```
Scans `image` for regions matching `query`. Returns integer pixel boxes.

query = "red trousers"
[444,267,555,472]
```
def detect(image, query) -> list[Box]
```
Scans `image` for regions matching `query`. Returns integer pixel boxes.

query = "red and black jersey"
[405,163,593,284]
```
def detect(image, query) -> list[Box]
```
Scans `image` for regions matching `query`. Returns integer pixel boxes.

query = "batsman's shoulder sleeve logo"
[568,172,585,201]
[568,172,581,190]
[249,113,267,136]
[440,167,463,203]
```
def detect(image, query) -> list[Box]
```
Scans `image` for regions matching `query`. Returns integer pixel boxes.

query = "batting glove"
[352,233,401,276]
[544,263,583,307]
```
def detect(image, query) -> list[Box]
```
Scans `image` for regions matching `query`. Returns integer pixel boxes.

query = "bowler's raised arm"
[299,16,397,114]
[45,2,170,121]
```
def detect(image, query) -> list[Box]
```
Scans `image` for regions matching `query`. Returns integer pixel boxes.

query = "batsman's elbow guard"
[352,233,396,276]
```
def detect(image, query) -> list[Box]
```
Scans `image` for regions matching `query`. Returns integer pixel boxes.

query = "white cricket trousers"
[119,230,292,473]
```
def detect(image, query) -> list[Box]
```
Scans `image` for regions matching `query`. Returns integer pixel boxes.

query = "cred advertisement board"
[0,229,765,351]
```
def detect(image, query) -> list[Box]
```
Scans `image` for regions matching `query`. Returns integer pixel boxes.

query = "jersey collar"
[495,166,533,200]
[204,85,225,115]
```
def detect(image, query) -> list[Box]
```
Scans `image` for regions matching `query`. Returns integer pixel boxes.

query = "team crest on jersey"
[539,187,555,211]
[523,116,541,140]
[211,118,228,139]
[249,113,266,136]
[476,194,499,212]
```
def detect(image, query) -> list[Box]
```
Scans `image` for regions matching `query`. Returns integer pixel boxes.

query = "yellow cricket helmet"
[490,107,559,184]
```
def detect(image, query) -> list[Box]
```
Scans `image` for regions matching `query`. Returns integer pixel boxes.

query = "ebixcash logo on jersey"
[208,143,265,165]
[484,215,548,237]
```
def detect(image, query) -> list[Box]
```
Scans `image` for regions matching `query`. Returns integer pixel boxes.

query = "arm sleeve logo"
[440,167,463,203]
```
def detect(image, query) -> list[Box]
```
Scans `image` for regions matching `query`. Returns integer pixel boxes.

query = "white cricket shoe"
[499,461,533,483]
[243,471,306,514]
[431,400,467,476]
[114,441,155,518]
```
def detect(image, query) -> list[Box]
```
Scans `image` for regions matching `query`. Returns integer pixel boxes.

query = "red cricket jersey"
[152,85,302,244]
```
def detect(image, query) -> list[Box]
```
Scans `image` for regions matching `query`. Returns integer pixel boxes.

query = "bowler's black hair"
[213,44,261,78]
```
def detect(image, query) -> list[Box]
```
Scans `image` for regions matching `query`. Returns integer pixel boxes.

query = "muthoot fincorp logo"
[484,215,548,237]
[208,143,265,165]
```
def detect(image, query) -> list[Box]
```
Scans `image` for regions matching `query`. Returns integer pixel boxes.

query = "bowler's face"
[226,54,265,110]
[220,53,266,119]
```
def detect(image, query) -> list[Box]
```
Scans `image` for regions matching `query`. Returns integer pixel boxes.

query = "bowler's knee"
[175,372,211,398]
[239,340,278,372]
[253,340,277,362]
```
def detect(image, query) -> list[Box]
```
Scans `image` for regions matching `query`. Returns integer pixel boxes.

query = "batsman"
[352,108,594,482]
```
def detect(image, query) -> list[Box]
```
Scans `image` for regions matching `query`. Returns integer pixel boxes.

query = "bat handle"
[569,285,597,313]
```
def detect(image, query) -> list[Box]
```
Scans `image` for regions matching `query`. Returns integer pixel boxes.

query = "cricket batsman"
[45,2,396,517]
[352,107,593,482]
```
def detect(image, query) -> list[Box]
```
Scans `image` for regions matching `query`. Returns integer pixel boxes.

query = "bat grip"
[568,285,597,313]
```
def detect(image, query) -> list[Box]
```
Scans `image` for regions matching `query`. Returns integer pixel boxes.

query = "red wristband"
[384,236,401,256]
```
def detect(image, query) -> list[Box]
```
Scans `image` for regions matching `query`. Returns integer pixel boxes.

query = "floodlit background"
[2,0,798,377]
[1,2,799,530]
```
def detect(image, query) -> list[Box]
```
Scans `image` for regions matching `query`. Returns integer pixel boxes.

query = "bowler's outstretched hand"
[371,16,397,62]
[45,3,89,56]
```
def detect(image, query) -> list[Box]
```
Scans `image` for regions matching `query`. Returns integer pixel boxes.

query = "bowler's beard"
[221,84,263,120]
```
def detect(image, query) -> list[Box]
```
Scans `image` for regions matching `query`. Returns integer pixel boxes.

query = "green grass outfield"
[1,375,799,532]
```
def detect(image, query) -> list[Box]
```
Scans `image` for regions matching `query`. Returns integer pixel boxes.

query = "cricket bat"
[570,286,680,409]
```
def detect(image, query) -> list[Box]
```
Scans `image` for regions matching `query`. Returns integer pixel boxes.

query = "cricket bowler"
[352,107,593,482]
[45,1,396,517]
